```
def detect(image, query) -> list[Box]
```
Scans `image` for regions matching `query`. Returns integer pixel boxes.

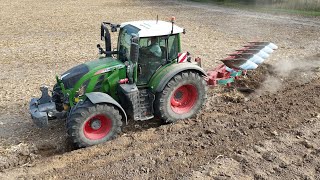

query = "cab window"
[137,34,180,85]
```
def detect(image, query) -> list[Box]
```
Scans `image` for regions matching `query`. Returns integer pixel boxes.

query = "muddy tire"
[66,101,122,148]
[155,71,207,123]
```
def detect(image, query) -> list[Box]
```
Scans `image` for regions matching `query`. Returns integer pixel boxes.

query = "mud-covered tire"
[155,71,207,123]
[66,101,122,148]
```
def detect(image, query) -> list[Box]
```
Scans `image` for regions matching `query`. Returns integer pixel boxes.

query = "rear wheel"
[67,101,122,148]
[155,71,207,123]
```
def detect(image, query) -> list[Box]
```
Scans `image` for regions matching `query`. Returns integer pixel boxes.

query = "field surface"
[0,0,320,179]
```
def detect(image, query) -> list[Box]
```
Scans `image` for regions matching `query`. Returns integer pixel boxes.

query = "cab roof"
[120,20,184,37]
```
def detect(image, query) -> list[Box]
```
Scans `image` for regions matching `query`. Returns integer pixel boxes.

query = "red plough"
[205,42,278,87]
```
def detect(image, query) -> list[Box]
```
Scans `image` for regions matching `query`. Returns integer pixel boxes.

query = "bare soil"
[0,0,319,179]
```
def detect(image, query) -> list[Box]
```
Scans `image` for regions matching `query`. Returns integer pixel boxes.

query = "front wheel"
[155,71,207,123]
[67,101,123,148]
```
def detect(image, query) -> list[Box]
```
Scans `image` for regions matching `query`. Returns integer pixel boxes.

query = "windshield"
[118,25,139,62]
[139,34,179,61]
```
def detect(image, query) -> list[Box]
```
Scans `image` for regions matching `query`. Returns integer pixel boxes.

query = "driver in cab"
[147,37,162,58]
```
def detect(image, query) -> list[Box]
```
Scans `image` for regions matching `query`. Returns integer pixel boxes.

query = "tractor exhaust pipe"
[101,23,112,56]
[100,22,120,57]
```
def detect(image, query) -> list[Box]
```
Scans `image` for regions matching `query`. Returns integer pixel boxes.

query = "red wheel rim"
[83,114,112,140]
[170,84,198,114]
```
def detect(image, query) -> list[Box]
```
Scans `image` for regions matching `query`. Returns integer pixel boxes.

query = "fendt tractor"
[30,18,277,147]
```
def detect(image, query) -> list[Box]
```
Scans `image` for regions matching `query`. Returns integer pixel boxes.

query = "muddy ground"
[0,0,320,179]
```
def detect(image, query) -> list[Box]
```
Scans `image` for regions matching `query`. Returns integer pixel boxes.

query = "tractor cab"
[101,20,184,86]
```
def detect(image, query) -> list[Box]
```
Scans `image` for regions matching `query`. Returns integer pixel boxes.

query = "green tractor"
[30,19,208,147]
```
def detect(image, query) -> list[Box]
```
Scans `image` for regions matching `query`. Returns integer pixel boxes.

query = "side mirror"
[130,36,139,62]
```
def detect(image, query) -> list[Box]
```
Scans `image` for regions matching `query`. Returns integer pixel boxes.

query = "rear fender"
[149,63,207,93]
[85,92,128,124]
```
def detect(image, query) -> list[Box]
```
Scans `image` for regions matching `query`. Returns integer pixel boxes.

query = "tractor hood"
[60,57,123,89]
[61,64,89,89]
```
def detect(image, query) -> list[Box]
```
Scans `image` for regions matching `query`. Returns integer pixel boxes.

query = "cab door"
[137,34,180,85]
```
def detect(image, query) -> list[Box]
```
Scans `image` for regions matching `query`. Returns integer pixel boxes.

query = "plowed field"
[0,0,319,179]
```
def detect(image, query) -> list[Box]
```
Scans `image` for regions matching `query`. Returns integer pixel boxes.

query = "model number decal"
[94,65,125,75]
